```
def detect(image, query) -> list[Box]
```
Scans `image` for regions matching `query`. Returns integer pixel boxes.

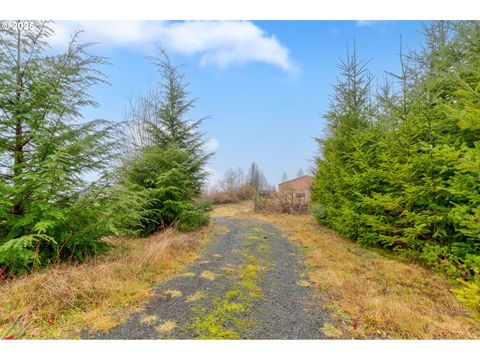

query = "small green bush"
[453,278,480,322]
[311,203,327,222]
[122,146,211,236]
[178,200,212,231]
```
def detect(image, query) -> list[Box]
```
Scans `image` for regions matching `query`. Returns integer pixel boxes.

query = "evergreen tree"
[125,48,210,194]
[311,45,375,238]
[0,21,117,274]
[121,47,212,234]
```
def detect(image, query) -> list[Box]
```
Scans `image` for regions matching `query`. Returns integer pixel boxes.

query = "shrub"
[178,200,212,231]
[253,192,282,213]
[453,279,480,322]
[206,185,255,205]
[122,146,211,236]
[311,203,327,222]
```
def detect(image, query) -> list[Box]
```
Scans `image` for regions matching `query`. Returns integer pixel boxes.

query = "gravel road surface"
[88,217,327,339]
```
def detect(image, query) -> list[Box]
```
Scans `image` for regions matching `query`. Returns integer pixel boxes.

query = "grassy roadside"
[213,202,480,339]
[0,223,221,339]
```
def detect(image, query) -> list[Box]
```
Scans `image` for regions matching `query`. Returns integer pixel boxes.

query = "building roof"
[278,175,313,186]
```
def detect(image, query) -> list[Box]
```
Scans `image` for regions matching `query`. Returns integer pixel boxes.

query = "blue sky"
[51,20,426,188]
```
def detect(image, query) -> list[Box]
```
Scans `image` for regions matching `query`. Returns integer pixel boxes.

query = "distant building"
[278,175,314,208]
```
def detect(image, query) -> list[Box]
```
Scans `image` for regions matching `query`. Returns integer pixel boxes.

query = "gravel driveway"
[88,217,328,339]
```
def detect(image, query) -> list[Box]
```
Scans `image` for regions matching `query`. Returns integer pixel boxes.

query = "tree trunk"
[13,27,25,216]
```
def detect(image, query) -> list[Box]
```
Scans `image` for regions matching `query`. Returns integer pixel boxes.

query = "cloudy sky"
[50,20,425,188]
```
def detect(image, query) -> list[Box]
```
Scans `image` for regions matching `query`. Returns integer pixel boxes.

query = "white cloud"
[204,138,219,153]
[205,166,222,191]
[49,21,296,73]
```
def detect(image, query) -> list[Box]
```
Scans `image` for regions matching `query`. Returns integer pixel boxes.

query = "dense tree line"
[0,22,212,275]
[311,21,480,314]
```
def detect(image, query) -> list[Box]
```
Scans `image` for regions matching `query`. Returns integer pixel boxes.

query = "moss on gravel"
[185,227,271,339]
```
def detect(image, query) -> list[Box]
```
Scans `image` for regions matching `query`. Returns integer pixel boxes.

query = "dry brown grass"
[254,212,480,339]
[162,289,183,298]
[217,201,480,339]
[156,320,176,334]
[186,290,207,303]
[211,201,253,217]
[0,224,216,339]
[140,315,158,325]
[204,185,254,205]
[200,270,217,281]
